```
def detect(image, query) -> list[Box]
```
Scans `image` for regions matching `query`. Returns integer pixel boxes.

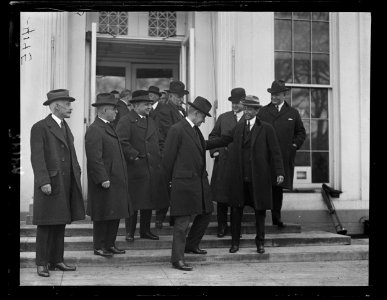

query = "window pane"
[96,76,125,95]
[136,68,173,78]
[311,89,328,118]
[312,22,329,53]
[294,21,310,52]
[275,12,292,19]
[295,151,311,166]
[294,53,311,84]
[275,52,292,83]
[300,119,310,150]
[312,12,329,21]
[275,20,292,51]
[291,88,310,118]
[312,152,329,183]
[293,12,311,20]
[96,66,126,77]
[311,119,329,150]
[312,54,330,84]
[149,11,177,37]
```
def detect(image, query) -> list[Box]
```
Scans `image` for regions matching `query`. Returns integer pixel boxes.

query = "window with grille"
[274,12,330,185]
[148,12,177,37]
[98,12,128,35]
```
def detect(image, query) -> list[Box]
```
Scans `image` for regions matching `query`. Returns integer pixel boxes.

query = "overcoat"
[30,114,85,225]
[208,111,242,203]
[226,118,285,210]
[111,100,129,128]
[116,110,169,211]
[257,102,306,190]
[154,102,185,152]
[85,117,133,221]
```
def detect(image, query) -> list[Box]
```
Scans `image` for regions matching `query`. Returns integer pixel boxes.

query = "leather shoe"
[94,248,113,257]
[48,262,76,271]
[229,245,239,253]
[107,246,125,254]
[172,260,193,271]
[217,224,228,238]
[184,247,207,254]
[256,241,265,254]
[125,234,134,242]
[155,220,163,229]
[140,232,159,240]
[37,265,50,277]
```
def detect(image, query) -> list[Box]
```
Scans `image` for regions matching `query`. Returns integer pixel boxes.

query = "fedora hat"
[43,89,75,106]
[241,95,262,108]
[130,90,153,103]
[187,96,212,117]
[92,93,118,107]
[267,80,290,94]
[228,88,246,102]
[165,80,189,96]
[148,86,161,96]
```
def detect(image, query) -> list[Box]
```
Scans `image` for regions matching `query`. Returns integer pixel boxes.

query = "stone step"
[19,243,368,268]
[20,222,301,237]
[20,231,351,252]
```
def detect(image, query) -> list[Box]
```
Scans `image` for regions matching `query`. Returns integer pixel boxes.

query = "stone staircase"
[20,206,368,268]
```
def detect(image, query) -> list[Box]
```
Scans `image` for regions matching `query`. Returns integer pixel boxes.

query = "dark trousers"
[271,185,283,224]
[216,202,229,227]
[230,182,266,246]
[125,209,152,236]
[93,219,120,250]
[35,224,66,266]
[171,212,212,263]
[155,206,169,223]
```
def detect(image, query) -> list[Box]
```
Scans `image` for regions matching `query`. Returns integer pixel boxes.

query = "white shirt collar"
[51,114,62,127]
[235,110,244,121]
[152,101,159,110]
[277,101,285,111]
[98,116,109,123]
[246,116,256,128]
[185,117,195,128]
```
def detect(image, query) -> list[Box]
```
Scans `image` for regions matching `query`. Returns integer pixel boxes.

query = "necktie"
[194,126,201,145]
[246,120,251,133]
[275,104,280,112]
[60,121,67,139]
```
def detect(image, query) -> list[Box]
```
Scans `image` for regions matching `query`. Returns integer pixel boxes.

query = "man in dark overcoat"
[209,87,246,238]
[30,89,85,277]
[116,90,169,242]
[162,96,232,271]
[111,89,131,128]
[257,80,306,228]
[85,93,133,257]
[226,95,285,254]
[153,80,189,229]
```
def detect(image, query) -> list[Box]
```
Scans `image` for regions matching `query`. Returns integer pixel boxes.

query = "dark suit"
[116,110,169,236]
[153,102,186,224]
[162,118,229,263]
[30,114,85,266]
[225,118,284,246]
[257,102,306,224]
[85,117,133,250]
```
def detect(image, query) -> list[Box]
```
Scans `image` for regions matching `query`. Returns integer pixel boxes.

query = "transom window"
[98,12,128,35]
[148,12,177,37]
[274,12,331,186]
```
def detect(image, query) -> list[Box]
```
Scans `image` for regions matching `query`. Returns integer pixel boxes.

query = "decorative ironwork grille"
[148,12,177,37]
[98,12,128,35]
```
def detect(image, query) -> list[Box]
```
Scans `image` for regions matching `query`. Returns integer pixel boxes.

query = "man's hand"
[277,175,284,185]
[41,184,52,195]
[213,151,219,157]
[101,181,110,188]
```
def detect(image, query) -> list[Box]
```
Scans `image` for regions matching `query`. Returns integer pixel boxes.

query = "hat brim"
[91,102,118,107]
[228,97,242,103]
[187,101,212,117]
[149,91,162,96]
[130,98,154,103]
[43,96,75,106]
[165,90,189,96]
[267,87,290,93]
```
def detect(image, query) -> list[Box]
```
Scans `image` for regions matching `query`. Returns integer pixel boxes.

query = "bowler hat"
[187,96,212,117]
[267,80,290,94]
[228,88,246,102]
[43,89,75,106]
[148,86,161,96]
[241,95,262,108]
[130,90,153,103]
[165,80,189,96]
[92,93,118,107]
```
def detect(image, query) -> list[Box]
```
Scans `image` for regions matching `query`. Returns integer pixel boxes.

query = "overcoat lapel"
[251,119,263,148]
[46,115,69,149]
[182,119,203,153]
[145,117,157,140]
